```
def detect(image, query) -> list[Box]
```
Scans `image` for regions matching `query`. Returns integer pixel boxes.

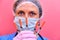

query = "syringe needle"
[19,19,22,31]
[26,18,28,30]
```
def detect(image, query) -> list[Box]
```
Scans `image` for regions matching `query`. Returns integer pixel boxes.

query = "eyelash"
[18,11,36,16]
[29,12,36,15]
[18,11,24,15]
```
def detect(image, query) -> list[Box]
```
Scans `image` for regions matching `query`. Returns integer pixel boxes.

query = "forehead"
[16,2,39,12]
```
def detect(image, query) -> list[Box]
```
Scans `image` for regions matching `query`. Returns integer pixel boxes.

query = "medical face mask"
[14,16,39,31]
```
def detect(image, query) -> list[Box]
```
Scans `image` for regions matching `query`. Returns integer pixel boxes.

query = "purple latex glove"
[13,30,37,40]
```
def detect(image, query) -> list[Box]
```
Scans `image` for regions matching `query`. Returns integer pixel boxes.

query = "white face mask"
[14,16,39,31]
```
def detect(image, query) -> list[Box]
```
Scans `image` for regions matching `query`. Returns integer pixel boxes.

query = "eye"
[29,11,36,16]
[18,11,25,16]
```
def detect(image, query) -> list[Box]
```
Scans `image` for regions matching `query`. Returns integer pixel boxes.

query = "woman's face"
[15,3,40,18]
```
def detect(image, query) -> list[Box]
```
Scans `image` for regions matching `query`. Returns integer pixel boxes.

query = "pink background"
[0,0,60,40]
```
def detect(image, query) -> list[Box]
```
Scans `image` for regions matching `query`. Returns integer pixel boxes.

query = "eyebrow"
[29,11,35,13]
[18,10,25,14]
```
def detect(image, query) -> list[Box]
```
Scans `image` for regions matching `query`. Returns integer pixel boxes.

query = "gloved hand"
[13,30,37,40]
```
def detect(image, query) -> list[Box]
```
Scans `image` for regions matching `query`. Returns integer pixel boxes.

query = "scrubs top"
[0,32,47,40]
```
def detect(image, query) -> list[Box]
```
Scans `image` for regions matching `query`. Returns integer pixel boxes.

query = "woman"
[13,0,47,40]
[0,0,47,40]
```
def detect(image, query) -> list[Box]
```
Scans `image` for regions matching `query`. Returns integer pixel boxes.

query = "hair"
[13,0,42,17]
